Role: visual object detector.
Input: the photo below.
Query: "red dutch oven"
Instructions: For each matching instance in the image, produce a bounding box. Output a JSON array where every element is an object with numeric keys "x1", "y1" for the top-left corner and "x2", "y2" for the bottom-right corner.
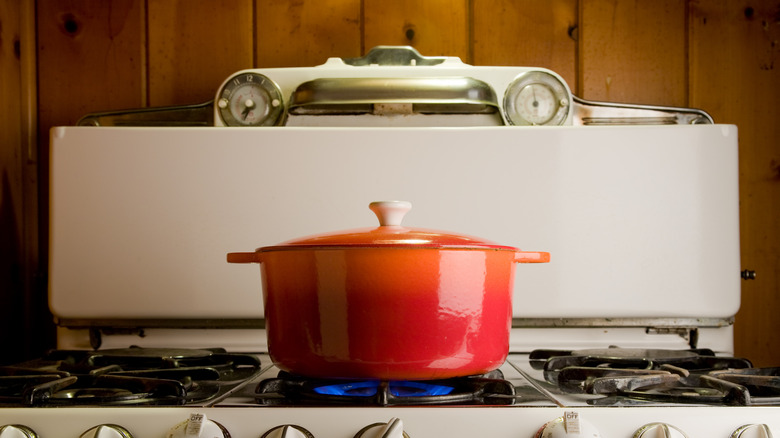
[{"x1": 227, "y1": 201, "x2": 549, "y2": 380}]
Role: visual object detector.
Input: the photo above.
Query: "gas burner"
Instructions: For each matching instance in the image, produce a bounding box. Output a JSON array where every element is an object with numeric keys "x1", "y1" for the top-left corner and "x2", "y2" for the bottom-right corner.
[
  {"x1": 529, "y1": 347, "x2": 773, "y2": 406},
  {"x1": 255, "y1": 370, "x2": 517, "y2": 406},
  {"x1": 0, "y1": 347, "x2": 262, "y2": 406}
]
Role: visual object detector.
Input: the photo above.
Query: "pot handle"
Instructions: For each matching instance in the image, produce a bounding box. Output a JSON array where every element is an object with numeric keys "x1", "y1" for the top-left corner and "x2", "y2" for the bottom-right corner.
[
  {"x1": 514, "y1": 251, "x2": 550, "y2": 263},
  {"x1": 227, "y1": 252, "x2": 262, "y2": 263}
]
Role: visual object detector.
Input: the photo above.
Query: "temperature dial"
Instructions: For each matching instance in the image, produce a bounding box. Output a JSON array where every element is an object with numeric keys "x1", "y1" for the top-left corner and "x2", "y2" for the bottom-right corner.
[
  {"x1": 634, "y1": 423, "x2": 689, "y2": 438},
  {"x1": 732, "y1": 424, "x2": 773, "y2": 438},
  {"x1": 355, "y1": 418, "x2": 409, "y2": 438},
  {"x1": 0, "y1": 425, "x2": 38, "y2": 438},
  {"x1": 504, "y1": 70, "x2": 570, "y2": 126},
  {"x1": 80, "y1": 424, "x2": 133, "y2": 438},
  {"x1": 262, "y1": 425, "x2": 315, "y2": 438},
  {"x1": 217, "y1": 72, "x2": 283, "y2": 126}
]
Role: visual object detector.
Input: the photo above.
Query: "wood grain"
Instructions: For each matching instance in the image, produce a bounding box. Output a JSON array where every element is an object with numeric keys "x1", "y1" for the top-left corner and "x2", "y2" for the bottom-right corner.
[
  {"x1": 580, "y1": 0, "x2": 688, "y2": 106},
  {"x1": 690, "y1": 0, "x2": 780, "y2": 367},
  {"x1": 148, "y1": 0, "x2": 254, "y2": 106},
  {"x1": 472, "y1": 0, "x2": 577, "y2": 93},
  {"x1": 363, "y1": 0, "x2": 469, "y2": 60},
  {"x1": 255, "y1": 0, "x2": 361, "y2": 67},
  {"x1": 37, "y1": 0, "x2": 145, "y2": 124}
]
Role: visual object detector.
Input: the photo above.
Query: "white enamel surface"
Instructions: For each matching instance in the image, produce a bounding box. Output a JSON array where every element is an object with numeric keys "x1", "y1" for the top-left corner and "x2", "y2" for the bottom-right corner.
[{"x1": 49, "y1": 125, "x2": 740, "y2": 320}]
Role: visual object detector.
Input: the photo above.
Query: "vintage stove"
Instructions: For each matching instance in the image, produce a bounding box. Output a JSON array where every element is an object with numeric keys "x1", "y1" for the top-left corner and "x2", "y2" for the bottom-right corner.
[{"x1": 1, "y1": 47, "x2": 775, "y2": 438}]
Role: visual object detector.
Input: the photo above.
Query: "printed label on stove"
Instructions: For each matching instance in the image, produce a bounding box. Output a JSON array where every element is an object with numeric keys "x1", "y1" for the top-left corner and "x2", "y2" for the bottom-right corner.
[{"x1": 564, "y1": 411, "x2": 581, "y2": 434}]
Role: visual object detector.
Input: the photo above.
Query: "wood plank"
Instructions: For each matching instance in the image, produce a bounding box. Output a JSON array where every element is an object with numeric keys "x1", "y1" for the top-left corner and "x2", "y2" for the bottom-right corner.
[
  {"x1": 690, "y1": 0, "x2": 780, "y2": 367},
  {"x1": 580, "y1": 0, "x2": 687, "y2": 106},
  {"x1": 148, "y1": 0, "x2": 254, "y2": 106},
  {"x1": 0, "y1": 0, "x2": 27, "y2": 365},
  {"x1": 363, "y1": 0, "x2": 468, "y2": 60},
  {"x1": 37, "y1": 0, "x2": 145, "y2": 124},
  {"x1": 472, "y1": 0, "x2": 577, "y2": 94},
  {"x1": 255, "y1": 0, "x2": 361, "y2": 67}
]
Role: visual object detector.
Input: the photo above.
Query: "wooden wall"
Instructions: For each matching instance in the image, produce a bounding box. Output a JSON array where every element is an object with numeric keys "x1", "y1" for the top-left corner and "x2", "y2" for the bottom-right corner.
[{"x1": 1, "y1": 0, "x2": 778, "y2": 365}]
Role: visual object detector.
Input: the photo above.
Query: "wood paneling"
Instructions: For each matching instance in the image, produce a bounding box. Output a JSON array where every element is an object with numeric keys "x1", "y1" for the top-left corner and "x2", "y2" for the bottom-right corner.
[
  {"x1": 472, "y1": 0, "x2": 577, "y2": 93},
  {"x1": 690, "y1": 0, "x2": 780, "y2": 367},
  {"x1": 363, "y1": 0, "x2": 469, "y2": 61},
  {"x1": 3, "y1": 0, "x2": 776, "y2": 365},
  {"x1": 37, "y1": 0, "x2": 145, "y2": 125},
  {"x1": 580, "y1": 0, "x2": 688, "y2": 106},
  {"x1": 148, "y1": 0, "x2": 254, "y2": 106},
  {"x1": 256, "y1": 0, "x2": 361, "y2": 67},
  {"x1": 0, "y1": 0, "x2": 26, "y2": 365}
]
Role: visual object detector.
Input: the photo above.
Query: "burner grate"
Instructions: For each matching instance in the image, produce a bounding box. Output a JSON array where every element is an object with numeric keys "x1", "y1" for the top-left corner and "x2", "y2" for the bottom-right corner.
[
  {"x1": 0, "y1": 347, "x2": 262, "y2": 406},
  {"x1": 255, "y1": 370, "x2": 517, "y2": 406},
  {"x1": 532, "y1": 347, "x2": 778, "y2": 406}
]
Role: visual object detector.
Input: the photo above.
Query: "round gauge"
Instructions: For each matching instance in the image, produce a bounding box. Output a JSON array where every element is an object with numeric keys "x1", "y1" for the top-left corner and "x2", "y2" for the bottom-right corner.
[
  {"x1": 217, "y1": 73, "x2": 283, "y2": 126},
  {"x1": 503, "y1": 71, "x2": 570, "y2": 126}
]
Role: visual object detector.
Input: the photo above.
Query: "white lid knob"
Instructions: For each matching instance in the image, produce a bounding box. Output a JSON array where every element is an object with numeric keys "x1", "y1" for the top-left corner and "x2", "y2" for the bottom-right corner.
[{"x1": 369, "y1": 201, "x2": 412, "y2": 227}]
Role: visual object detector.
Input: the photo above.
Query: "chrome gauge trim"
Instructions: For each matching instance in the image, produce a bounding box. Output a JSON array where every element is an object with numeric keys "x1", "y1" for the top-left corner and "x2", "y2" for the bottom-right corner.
[
  {"x1": 217, "y1": 72, "x2": 284, "y2": 126},
  {"x1": 503, "y1": 70, "x2": 571, "y2": 126}
]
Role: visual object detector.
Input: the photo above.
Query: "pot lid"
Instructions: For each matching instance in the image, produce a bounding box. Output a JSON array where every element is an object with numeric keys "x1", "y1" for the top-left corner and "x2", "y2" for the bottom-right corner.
[{"x1": 261, "y1": 201, "x2": 518, "y2": 251}]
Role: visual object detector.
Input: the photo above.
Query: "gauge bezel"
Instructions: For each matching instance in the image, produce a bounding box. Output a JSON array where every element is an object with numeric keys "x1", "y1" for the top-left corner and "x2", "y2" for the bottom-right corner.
[
  {"x1": 503, "y1": 70, "x2": 571, "y2": 126},
  {"x1": 217, "y1": 73, "x2": 284, "y2": 127}
]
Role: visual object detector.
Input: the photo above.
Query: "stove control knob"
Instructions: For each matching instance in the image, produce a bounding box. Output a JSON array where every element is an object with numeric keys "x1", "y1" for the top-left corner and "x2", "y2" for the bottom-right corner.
[
  {"x1": 79, "y1": 424, "x2": 134, "y2": 438},
  {"x1": 166, "y1": 413, "x2": 229, "y2": 438},
  {"x1": 535, "y1": 412, "x2": 601, "y2": 438},
  {"x1": 732, "y1": 424, "x2": 773, "y2": 438},
  {"x1": 354, "y1": 418, "x2": 410, "y2": 438},
  {"x1": 634, "y1": 423, "x2": 689, "y2": 438},
  {"x1": 262, "y1": 425, "x2": 315, "y2": 438},
  {"x1": 0, "y1": 425, "x2": 38, "y2": 438}
]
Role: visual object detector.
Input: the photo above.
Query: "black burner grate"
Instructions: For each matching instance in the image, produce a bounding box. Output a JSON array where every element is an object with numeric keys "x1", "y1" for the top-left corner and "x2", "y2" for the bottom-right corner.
[
  {"x1": 255, "y1": 370, "x2": 517, "y2": 406},
  {"x1": 0, "y1": 347, "x2": 261, "y2": 406},
  {"x1": 530, "y1": 347, "x2": 780, "y2": 406}
]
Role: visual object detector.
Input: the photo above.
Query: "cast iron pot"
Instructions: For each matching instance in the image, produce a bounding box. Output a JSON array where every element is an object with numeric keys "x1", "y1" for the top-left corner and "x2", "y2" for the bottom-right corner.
[{"x1": 227, "y1": 201, "x2": 549, "y2": 380}]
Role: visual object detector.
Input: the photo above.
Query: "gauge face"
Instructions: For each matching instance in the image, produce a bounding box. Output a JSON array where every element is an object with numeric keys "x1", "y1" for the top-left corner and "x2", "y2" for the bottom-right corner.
[
  {"x1": 217, "y1": 73, "x2": 283, "y2": 126},
  {"x1": 503, "y1": 71, "x2": 570, "y2": 126}
]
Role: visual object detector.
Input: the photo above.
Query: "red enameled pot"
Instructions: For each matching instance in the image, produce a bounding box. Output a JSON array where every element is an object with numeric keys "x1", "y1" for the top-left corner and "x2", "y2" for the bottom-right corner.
[{"x1": 227, "y1": 201, "x2": 549, "y2": 380}]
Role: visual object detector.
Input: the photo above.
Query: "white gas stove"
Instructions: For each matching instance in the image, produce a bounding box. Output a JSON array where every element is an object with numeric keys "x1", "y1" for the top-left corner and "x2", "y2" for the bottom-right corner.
[{"x1": 2, "y1": 47, "x2": 774, "y2": 438}]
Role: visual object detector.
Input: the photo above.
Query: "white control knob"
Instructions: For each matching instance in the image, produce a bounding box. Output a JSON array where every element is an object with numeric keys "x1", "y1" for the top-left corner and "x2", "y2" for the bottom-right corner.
[
  {"x1": 535, "y1": 412, "x2": 601, "y2": 438},
  {"x1": 354, "y1": 418, "x2": 409, "y2": 438},
  {"x1": 732, "y1": 424, "x2": 773, "y2": 438},
  {"x1": 634, "y1": 423, "x2": 689, "y2": 438},
  {"x1": 262, "y1": 425, "x2": 315, "y2": 438},
  {"x1": 80, "y1": 424, "x2": 134, "y2": 438},
  {"x1": 0, "y1": 425, "x2": 37, "y2": 438},
  {"x1": 166, "y1": 413, "x2": 229, "y2": 438}
]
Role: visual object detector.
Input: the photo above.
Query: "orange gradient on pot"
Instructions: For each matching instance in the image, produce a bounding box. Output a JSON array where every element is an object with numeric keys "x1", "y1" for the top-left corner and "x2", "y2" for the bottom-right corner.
[{"x1": 228, "y1": 201, "x2": 549, "y2": 380}]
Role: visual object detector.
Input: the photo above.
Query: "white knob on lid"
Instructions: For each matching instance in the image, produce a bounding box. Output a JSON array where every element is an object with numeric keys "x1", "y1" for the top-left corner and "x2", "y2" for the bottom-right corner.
[{"x1": 369, "y1": 201, "x2": 412, "y2": 227}]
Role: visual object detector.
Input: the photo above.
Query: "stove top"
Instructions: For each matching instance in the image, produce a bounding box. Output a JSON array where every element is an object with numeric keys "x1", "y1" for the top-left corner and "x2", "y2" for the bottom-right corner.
[
  {"x1": 2, "y1": 348, "x2": 779, "y2": 438},
  {"x1": 5, "y1": 347, "x2": 776, "y2": 409}
]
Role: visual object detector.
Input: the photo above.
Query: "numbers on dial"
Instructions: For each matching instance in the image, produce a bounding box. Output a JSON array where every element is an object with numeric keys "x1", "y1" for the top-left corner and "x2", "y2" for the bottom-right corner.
[{"x1": 218, "y1": 73, "x2": 284, "y2": 126}]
